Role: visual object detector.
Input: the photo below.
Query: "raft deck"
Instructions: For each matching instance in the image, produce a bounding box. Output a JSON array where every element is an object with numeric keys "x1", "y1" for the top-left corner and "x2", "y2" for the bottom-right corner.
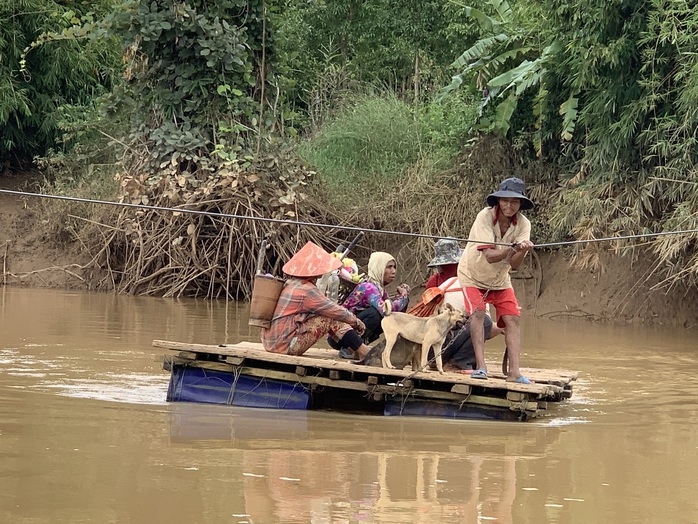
[{"x1": 155, "y1": 340, "x2": 578, "y2": 422}]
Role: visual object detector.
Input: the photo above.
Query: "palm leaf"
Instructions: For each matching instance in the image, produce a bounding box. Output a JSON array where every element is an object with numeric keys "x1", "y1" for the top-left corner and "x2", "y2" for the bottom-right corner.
[
  {"x1": 559, "y1": 94, "x2": 579, "y2": 141},
  {"x1": 515, "y1": 68, "x2": 542, "y2": 96},
  {"x1": 487, "y1": 59, "x2": 538, "y2": 88},
  {"x1": 487, "y1": 46, "x2": 533, "y2": 67},
  {"x1": 489, "y1": 0, "x2": 513, "y2": 21},
  {"x1": 448, "y1": 1, "x2": 502, "y2": 33},
  {"x1": 439, "y1": 57, "x2": 490, "y2": 99},
  {"x1": 492, "y1": 92, "x2": 517, "y2": 137},
  {"x1": 451, "y1": 34, "x2": 509, "y2": 69}
]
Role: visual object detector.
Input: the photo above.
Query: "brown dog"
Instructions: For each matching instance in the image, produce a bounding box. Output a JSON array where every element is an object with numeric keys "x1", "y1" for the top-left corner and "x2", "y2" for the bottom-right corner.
[{"x1": 380, "y1": 302, "x2": 464, "y2": 374}]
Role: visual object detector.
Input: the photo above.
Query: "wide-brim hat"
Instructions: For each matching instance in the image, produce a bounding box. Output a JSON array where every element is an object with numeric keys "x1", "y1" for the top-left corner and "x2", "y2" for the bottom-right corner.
[
  {"x1": 282, "y1": 241, "x2": 343, "y2": 278},
  {"x1": 486, "y1": 177, "x2": 534, "y2": 210},
  {"x1": 428, "y1": 238, "x2": 463, "y2": 267}
]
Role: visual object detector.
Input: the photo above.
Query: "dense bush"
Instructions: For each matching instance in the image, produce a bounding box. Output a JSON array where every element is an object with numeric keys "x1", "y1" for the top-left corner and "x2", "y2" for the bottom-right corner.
[
  {"x1": 0, "y1": 0, "x2": 119, "y2": 163},
  {"x1": 109, "y1": 0, "x2": 276, "y2": 176}
]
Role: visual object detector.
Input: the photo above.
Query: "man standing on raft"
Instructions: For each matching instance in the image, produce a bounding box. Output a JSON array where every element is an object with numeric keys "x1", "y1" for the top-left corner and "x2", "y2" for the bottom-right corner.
[{"x1": 457, "y1": 177, "x2": 534, "y2": 384}]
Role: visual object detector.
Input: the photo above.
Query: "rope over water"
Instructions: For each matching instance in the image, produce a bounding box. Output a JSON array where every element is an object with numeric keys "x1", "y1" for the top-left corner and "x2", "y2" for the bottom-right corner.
[{"x1": 3, "y1": 188, "x2": 698, "y2": 249}]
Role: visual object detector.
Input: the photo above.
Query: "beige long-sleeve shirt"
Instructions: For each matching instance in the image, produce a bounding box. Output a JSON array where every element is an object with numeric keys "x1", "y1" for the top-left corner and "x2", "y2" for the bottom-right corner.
[{"x1": 457, "y1": 206, "x2": 531, "y2": 290}]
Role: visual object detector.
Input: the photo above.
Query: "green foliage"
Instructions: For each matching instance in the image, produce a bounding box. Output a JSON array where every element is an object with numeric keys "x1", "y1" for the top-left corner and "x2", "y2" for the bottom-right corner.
[
  {"x1": 442, "y1": 0, "x2": 551, "y2": 143},
  {"x1": 0, "y1": 0, "x2": 119, "y2": 162},
  {"x1": 107, "y1": 0, "x2": 277, "y2": 176},
  {"x1": 298, "y1": 89, "x2": 482, "y2": 211},
  {"x1": 559, "y1": 95, "x2": 579, "y2": 142},
  {"x1": 542, "y1": 0, "x2": 649, "y2": 172},
  {"x1": 298, "y1": 94, "x2": 422, "y2": 191},
  {"x1": 635, "y1": 0, "x2": 698, "y2": 170},
  {"x1": 419, "y1": 91, "x2": 480, "y2": 160},
  {"x1": 533, "y1": 0, "x2": 698, "y2": 286},
  {"x1": 278, "y1": 0, "x2": 466, "y2": 116}
]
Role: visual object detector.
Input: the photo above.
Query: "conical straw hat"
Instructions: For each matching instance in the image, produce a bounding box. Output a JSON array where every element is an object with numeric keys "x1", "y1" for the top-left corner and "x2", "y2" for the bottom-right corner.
[{"x1": 282, "y1": 241, "x2": 343, "y2": 278}]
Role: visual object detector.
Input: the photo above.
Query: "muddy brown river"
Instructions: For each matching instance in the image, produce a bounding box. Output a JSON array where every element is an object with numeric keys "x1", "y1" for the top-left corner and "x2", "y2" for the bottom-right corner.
[{"x1": 1, "y1": 287, "x2": 697, "y2": 523}]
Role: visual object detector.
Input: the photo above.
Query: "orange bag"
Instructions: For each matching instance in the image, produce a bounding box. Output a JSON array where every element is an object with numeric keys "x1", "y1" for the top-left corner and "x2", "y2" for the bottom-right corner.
[{"x1": 407, "y1": 277, "x2": 464, "y2": 317}]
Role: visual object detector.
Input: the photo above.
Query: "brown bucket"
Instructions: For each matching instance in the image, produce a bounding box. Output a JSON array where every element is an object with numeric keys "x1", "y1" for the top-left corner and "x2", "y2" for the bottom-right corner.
[{"x1": 249, "y1": 275, "x2": 285, "y2": 328}]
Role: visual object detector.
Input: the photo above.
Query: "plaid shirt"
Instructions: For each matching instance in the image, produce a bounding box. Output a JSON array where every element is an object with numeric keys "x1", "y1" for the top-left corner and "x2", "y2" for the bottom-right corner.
[{"x1": 261, "y1": 278, "x2": 357, "y2": 354}]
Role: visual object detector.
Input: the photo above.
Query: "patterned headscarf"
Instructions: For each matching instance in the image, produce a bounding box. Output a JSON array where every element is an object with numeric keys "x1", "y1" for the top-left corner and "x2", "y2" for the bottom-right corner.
[{"x1": 367, "y1": 252, "x2": 395, "y2": 294}]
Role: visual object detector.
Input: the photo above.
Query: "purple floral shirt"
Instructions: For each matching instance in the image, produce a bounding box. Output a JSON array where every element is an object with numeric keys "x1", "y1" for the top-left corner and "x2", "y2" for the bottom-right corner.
[{"x1": 342, "y1": 281, "x2": 408, "y2": 316}]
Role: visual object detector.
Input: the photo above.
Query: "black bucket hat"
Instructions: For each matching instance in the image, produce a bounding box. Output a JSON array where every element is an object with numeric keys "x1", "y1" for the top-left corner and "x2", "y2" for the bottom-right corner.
[{"x1": 486, "y1": 177, "x2": 534, "y2": 210}]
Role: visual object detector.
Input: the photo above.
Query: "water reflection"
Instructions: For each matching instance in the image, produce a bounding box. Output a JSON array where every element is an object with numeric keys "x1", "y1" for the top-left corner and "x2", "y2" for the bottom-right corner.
[
  {"x1": 2, "y1": 287, "x2": 698, "y2": 523},
  {"x1": 168, "y1": 403, "x2": 564, "y2": 523}
]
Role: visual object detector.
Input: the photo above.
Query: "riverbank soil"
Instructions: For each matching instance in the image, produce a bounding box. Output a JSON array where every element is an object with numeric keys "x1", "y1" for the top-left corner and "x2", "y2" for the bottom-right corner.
[
  {"x1": 2, "y1": 172, "x2": 696, "y2": 326},
  {"x1": 401, "y1": 247, "x2": 697, "y2": 328},
  {"x1": 512, "y1": 250, "x2": 698, "y2": 327},
  {"x1": 0, "y1": 171, "x2": 91, "y2": 288}
]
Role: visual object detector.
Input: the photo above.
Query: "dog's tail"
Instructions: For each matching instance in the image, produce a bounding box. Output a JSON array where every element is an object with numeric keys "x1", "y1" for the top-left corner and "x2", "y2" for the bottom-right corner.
[{"x1": 382, "y1": 300, "x2": 392, "y2": 316}]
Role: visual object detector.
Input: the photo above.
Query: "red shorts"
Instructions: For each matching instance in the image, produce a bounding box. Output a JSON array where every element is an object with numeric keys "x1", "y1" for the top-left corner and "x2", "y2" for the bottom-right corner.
[{"x1": 462, "y1": 287, "x2": 520, "y2": 328}]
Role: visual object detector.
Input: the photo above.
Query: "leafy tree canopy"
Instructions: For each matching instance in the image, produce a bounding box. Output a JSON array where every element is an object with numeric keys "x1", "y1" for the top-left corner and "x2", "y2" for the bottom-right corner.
[{"x1": 0, "y1": 0, "x2": 119, "y2": 163}]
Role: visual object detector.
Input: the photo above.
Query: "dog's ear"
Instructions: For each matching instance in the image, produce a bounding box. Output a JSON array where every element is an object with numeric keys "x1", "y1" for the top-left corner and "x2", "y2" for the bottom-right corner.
[{"x1": 444, "y1": 303, "x2": 454, "y2": 312}]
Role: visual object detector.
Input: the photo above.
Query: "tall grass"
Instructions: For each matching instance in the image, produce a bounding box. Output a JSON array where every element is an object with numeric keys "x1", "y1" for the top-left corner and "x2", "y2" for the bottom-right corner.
[
  {"x1": 299, "y1": 91, "x2": 481, "y2": 199},
  {"x1": 420, "y1": 91, "x2": 479, "y2": 161},
  {"x1": 298, "y1": 94, "x2": 422, "y2": 192}
]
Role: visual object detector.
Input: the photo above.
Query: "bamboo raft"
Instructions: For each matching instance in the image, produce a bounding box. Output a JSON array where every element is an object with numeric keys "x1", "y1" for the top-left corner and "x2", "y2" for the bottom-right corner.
[{"x1": 155, "y1": 340, "x2": 577, "y2": 422}]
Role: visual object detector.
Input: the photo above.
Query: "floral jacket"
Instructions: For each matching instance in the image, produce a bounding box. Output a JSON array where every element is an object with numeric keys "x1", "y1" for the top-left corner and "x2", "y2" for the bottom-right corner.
[{"x1": 342, "y1": 281, "x2": 408, "y2": 316}]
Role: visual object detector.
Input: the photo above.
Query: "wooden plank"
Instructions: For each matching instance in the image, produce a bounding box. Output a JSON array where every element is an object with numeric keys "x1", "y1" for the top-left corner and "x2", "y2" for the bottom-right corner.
[
  {"x1": 179, "y1": 341, "x2": 579, "y2": 382},
  {"x1": 225, "y1": 356, "x2": 244, "y2": 366},
  {"x1": 154, "y1": 339, "x2": 571, "y2": 399},
  {"x1": 161, "y1": 354, "x2": 172, "y2": 372},
  {"x1": 170, "y1": 357, "x2": 233, "y2": 373},
  {"x1": 158, "y1": 340, "x2": 578, "y2": 384},
  {"x1": 451, "y1": 384, "x2": 472, "y2": 395},
  {"x1": 373, "y1": 385, "x2": 481, "y2": 404},
  {"x1": 507, "y1": 392, "x2": 529, "y2": 402},
  {"x1": 241, "y1": 367, "x2": 366, "y2": 391}
]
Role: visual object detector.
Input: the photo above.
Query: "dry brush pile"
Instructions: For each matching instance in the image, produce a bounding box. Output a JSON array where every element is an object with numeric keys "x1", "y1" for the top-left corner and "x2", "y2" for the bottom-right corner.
[
  {"x1": 80, "y1": 149, "x2": 353, "y2": 299},
  {"x1": 64, "y1": 138, "x2": 544, "y2": 298}
]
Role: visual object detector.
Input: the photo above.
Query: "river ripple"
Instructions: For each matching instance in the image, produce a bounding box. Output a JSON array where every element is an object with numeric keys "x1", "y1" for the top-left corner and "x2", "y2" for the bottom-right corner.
[{"x1": 1, "y1": 287, "x2": 697, "y2": 523}]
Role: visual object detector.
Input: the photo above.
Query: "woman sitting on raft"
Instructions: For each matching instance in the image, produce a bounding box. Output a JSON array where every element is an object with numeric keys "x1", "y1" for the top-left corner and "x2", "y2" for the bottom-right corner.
[
  {"x1": 425, "y1": 238, "x2": 462, "y2": 289},
  {"x1": 261, "y1": 241, "x2": 372, "y2": 360},
  {"x1": 337, "y1": 252, "x2": 410, "y2": 351}
]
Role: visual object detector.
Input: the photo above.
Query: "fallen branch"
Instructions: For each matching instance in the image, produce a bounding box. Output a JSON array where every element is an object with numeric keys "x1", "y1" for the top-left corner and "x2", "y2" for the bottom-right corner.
[{"x1": 5, "y1": 263, "x2": 87, "y2": 283}]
